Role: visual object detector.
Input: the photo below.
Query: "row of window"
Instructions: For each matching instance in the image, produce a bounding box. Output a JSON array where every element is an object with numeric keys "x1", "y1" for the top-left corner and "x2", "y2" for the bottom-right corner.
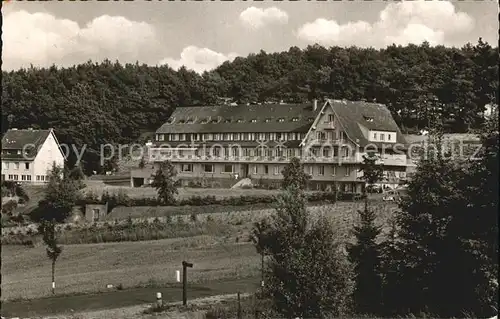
[
  {"x1": 2, "y1": 149, "x2": 23, "y2": 155},
  {"x1": 167, "y1": 116, "x2": 314, "y2": 125},
  {"x1": 157, "y1": 132, "x2": 309, "y2": 142},
  {"x1": 315, "y1": 131, "x2": 345, "y2": 141},
  {"x1": 2, "y1": 162, "x2": 30, "y2": 170},
  {"x1": 372, "y1": 132, "x2": 393, "y2": 142},
  {"x1": 1, "y1": 174, "x2": 49, "y2": 181},
  {"x1": 159, "y1": 146, "x2": 353, "y2": 159},
  {"x1": 179, "y1": 164, "x2": 352, "y2": 177}
]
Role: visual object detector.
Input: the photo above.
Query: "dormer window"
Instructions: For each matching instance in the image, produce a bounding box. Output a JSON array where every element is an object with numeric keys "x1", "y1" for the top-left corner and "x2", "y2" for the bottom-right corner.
[
  {"x1": 186, "y1": 118, "x2": 194, "y2": 124},
  {"x1": 278, "y1": 118, "x2": 285, "y2": 122},
  {"x1": 236, "y1": 119, "x2": 243, "y2": 123},
  {"x1": 308, "y1": 117, "x2": 314, "y2": 122},
  {"x1": 200, "y1": 118, "x2": 209, "y2": 124},
  {"x1": 178, "y1": 119, "x2": 186, "y2": 124},
  {"x1": 166, "y1": 117, "x2": 175, "y2": 124},
  {"x1": 364, "y1": 116, "x2": 374, "y2": 122},
  {"x1": 265, "y1": 118, "x2": 271, "y2": 123},
  {"x1": 292, "y1": 117, "x2": 299, "y2": 122},
  {"x1": 250, "y1": 119, "x2": 257, "y2": 123},
  {"x1": 224, "y1": 119, "x2": 231, "y2": 123}
]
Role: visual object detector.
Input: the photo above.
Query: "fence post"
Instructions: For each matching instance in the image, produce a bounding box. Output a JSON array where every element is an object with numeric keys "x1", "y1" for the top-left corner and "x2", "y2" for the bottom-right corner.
[
  {"x1": 156, "y1": 292, "x2": 162, "y2": 307},
  {"x1": 237, "y1": 291, "x2": 242, "y2": 319},
  {"x1": 182, "y1": 261, "x2": 193, "y2": 306}
]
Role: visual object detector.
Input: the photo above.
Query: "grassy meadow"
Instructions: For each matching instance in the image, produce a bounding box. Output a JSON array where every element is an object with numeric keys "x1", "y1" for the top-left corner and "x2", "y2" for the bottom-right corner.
[
  {"x1": 2, "y1": 236, "x2": 260, "y2": 301},
  {"x1": 2, "y1": 201, "x2": 397, "y2": 301}
]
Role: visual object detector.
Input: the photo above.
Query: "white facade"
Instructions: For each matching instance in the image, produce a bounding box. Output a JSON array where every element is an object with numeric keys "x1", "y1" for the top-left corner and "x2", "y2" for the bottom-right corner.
[
  {"x1": 368, "y1": 130, "x2": 397, "y2": 143},
  {"x1": 1, "y1": 130, "x2": 65, "y2": 184}
]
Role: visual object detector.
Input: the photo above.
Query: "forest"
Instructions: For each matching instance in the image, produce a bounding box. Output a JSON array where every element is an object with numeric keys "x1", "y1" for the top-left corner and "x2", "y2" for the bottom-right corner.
[{"x1": 1, "y1": 39, "x2": 497, "y2": 173}]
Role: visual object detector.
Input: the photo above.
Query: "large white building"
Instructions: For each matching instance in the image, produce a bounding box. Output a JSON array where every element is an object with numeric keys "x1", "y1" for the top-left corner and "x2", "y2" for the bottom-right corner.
[
  {"x1": 132, "y1": 99, "x2": 415, "y2": 191},
  {"x1": 1, "y1": 128, "x2": 65, "y2": 184}
]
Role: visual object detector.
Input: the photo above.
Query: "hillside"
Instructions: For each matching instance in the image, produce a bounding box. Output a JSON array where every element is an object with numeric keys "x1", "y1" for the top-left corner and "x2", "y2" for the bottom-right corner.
[{"x1": 1, "y1": 41, "x2": 497, "y2": 173}]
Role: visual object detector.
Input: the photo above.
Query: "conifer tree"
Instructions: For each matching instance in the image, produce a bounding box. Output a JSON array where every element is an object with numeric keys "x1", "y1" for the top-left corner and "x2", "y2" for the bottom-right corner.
[
  {"x1": 281, "y1": 157, "x2": 311, "y2": 190},
  {"x1": 347, "y1": 153, "x2": 384, "y2": 315}
]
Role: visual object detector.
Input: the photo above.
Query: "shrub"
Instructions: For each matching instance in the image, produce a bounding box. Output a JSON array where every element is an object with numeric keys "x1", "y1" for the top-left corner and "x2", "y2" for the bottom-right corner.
[
  {"x1": 2, "y1": 200, "x2": 18, "y2": 215},
  {"x1": 190, "y1": 212, "x2": 197, "y2": 222},
  {"x1": 176, "y1": 215, "x2": 184, "y2": 224},
  {"x1": 166, "y1": 215, "x2": 173, "y2": 225}
]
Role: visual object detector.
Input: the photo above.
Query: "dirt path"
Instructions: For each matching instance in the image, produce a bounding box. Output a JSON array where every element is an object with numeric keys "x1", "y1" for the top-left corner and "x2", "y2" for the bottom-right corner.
[
  {"x1": 40, "y1": 293, "x2": 251, "y2": 319},
  {"x1": 1, "y1": 277, "x2": 259, "y2": 318}
]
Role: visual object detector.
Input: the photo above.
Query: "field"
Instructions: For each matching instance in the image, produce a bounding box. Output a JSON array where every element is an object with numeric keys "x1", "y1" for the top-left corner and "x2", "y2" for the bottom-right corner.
[
  {"x1": 2, "y1": 179, "x2": 398, "y2": 318},
  {"x1": 2, "y1": 201, "x2": 396, "y2": 298},
  {"x1": 2, "y1": 236, "x2": 260, "y2": 299}
]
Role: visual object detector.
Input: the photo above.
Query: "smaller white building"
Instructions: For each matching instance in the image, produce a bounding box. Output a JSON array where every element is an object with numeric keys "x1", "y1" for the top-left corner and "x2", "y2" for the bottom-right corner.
[{"x1": 1, "y1": 128, "x2": 66, "y2": 184}]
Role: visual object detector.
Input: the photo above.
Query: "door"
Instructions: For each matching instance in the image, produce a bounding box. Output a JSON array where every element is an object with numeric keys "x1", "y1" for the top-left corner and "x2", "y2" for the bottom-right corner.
[{"x1": 240, "y1": 164, "x2": 249, "y2": 178}]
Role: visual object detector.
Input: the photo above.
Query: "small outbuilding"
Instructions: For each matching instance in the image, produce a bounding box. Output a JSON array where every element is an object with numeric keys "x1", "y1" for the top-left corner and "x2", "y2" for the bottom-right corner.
[{"x1": 84, "y1": 202, "x2": 109, "y2": 222}]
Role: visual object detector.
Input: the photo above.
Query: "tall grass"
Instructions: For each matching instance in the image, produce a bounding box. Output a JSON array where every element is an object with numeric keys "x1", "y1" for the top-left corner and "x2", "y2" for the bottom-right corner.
[{"x1": 2, "y1": 218, "x2": 233, "y2": 245}]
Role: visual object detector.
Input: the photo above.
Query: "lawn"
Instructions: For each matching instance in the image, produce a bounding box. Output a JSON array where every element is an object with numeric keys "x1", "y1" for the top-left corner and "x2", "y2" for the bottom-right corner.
[
  {"x1": 2, "y1": 237, "x2": 260, "y2": 301},
  {"x1": 2, "y1": 200, "x2": 396, "y2": 293},
  {"x1": 1, "y1": 199, "x2": 397, "y2": 317}
]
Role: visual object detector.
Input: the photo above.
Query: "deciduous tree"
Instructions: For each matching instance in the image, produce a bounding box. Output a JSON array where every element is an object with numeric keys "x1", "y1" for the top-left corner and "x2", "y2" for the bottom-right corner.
[
  {"x1": 151, "y1": 161, "x2": 178, "y2": 205},
  {"x1": 39, "y1": 219, "x2": 63, "y2": 295},
  {"x1": 31, "y1": 163, "x2": 81, "y2": 222}
]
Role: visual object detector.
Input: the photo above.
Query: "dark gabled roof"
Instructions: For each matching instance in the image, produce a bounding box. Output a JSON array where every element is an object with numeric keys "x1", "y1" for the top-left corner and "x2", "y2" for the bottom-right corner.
[
  {"x1": 1, "y1": 129, "x2": 52, "y2": 160},
  {"x1": 156, "y1": 104, "x2": 319, "y2": 134},
  {"x1": 327, "y1": 99, "x2": 407, "y2": 148}
]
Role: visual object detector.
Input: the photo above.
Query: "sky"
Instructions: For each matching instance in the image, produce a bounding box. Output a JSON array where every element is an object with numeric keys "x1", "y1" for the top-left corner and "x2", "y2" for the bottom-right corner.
[{"x1": 2, "y1": 1, "x2": 498, "y2": 73}]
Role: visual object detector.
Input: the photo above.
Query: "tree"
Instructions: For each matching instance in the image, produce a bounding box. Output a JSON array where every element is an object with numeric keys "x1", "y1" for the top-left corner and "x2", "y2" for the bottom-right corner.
[
  {"x1": 254, "y1": 186, "x2": 353, "y2": 318},
  {"x1": 151, "y1": 161, "x2": 178, "y2": 205},
  {"x1": 39, "y1": 219, "x2": 63, "y2": 295},
  {"x1": 382, "y1": 129, "x2": 498, "y2": 317},
  {"x1": 69, "y1": 164, "x2": 85, "y2": 181},
  {"x1": 138, "y1": 157, "x2": 146, "y2": 169},
  {"x1": 250, "y1": 217, "x2": 274, "y2": 287},
  {"x1": 358, "y1": 152, "x2": 384, "y2": 193},
  {"x1": 347, "y1": 152, "x2": 384, "y2": 315},
  {"x1": 31, "y1": 163, "x2": 81, "y2": 222},
  {"x1": 281, "y1": 157, "x2": 311, "y2": 190}
]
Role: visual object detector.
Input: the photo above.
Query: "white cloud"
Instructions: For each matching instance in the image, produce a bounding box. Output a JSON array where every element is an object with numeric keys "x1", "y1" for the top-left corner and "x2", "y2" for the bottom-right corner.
[
  {"x1": 239, "y1": 7, "x2": 289, "y2": 29},
  {"x1": 2, "y1": 10, "x2": 160, "y2": 70},
  {"x1": 159, "y1": 46, "x2": 239, "y2": 74},
  {"x1": 296, "y1": 1, "x2": 475, "y2": 47}
]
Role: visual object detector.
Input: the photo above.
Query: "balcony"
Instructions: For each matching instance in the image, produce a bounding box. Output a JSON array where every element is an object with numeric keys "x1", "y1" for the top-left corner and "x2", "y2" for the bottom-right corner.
[
  {"x1": 148, "y1": 153, "x2": 362, "y2": 164},
  {"x1": 323, "y1": 121, "x2": 336, "y2": 130},
  {"x1": 377, "y1": 154, "x2": 408, "y2": 167}
]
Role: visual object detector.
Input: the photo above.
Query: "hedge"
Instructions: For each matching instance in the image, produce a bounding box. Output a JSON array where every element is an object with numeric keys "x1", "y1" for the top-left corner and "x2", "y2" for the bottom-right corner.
[{"x1": 77, "y1": 191, "x2": 364, "y2": 211}]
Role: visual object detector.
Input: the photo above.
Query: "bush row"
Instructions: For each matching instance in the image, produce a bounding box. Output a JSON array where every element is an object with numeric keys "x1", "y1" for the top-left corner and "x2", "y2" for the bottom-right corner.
[
  {"x1": 79, "y1": 191, "x2": 363, "y2": 211},
  {"x1": 2, "y1": 216, "x2": 231, "y2": 246}
]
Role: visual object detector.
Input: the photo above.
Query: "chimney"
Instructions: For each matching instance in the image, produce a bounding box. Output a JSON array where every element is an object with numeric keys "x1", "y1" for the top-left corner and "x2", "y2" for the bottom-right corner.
[{"x1": 312, "y1": 99, "x2": 318, "y2": 111}]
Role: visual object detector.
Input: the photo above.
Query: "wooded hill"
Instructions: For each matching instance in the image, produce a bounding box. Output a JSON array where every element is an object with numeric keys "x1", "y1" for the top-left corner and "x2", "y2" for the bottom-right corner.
[{"x1": 1, "y1": 39, "x2": 497, "y2": 173}]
